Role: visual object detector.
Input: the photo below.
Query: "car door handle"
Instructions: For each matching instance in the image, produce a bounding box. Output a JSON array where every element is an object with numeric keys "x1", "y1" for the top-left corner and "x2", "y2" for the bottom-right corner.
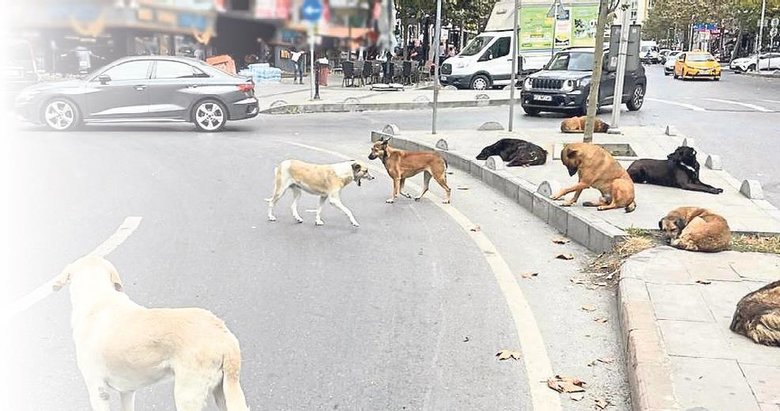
[
  {"x1": 134, "y1": 85, "x2": 147, "y2": 91},
  {"x1": 188, "y1": 84, "x2": 199, "y2": 89}
]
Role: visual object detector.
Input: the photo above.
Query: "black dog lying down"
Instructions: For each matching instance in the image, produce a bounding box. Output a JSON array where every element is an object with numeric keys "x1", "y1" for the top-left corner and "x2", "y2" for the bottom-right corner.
[
  {"x1": 627, "y1": 146, "x2": 723, "y2": 194},
  {"x1": 476, "y1": 138, "x2": 548, "y2": 167}
]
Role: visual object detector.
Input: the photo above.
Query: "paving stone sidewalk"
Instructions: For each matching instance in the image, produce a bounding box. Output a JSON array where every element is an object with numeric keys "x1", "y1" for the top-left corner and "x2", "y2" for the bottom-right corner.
[{"x1": 619, "y1": 247, "x2": 780, "y2": 411}]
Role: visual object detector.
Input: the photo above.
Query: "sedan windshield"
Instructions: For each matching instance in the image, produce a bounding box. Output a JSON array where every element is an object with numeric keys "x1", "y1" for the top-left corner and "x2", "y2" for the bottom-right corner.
[
  {"x1": 461, "y1": 36, "x2": 494, "y2": 56},
  {"x1": 687, "y1": 54, "x2": 715, "y2": 62},
  {"x1": 546, "y1": 52, "x2": 594, "y2": 71}
]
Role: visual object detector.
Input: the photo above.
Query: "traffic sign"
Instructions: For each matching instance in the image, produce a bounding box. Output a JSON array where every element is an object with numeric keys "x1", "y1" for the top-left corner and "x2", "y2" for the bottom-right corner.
[
  {"x1": 546, "y1": 0, "x2": 562, "y2": 18},
  {"x1": 771, "y1": 27, "x2": 778, "y2": 38},
  {"x1": 771, "y1": 18, "x2": 779, "y2": 27},
  {"x1": 301, "y1": 0, "x2": 322, "y2": 22}
]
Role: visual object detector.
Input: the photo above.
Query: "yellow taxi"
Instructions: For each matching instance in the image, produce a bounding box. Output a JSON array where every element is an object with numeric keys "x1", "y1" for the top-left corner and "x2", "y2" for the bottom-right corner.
[{"x1": 674, "y1": 51, "x2": 721, "y2": 80}]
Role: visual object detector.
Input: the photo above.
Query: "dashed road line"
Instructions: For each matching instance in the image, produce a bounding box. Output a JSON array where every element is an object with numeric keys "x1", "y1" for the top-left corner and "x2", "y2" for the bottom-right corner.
[
  {"x1": 645, "y1": 97, "x2": 707, "y2": 112},
  {"x1": 704, "y1": 98, "x2": 772, "y2": 112},
  {"x1": 0, "y1": 216, "x2": 142, "y2": 323},
  {"x1": 284, "y1": 141, "x2": 562, "y2": 411}
]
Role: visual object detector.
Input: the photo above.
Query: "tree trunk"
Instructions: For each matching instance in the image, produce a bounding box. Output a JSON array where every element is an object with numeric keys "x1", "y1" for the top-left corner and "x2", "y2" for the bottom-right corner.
[{"x1": 583, "y1": 0, "x2": 610, "y2": 143}]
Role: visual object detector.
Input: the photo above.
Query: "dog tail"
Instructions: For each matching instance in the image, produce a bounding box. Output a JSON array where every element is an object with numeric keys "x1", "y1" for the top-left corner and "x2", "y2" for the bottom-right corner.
[
  {"x1": 264, "y1": 166, "x2": 281, "y2": 202},
  {"x1": 220, "y1": 342, "x2": 249, "y2": 411},
  {"x1": 625, "y1": 201, "x2": 637, "y2": 213}
]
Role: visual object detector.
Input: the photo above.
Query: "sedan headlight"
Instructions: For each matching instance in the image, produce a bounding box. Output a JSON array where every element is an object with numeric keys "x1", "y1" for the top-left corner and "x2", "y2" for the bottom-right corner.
[{"x1": 523, "y1": 77, "x2": 533, "y2": 89}]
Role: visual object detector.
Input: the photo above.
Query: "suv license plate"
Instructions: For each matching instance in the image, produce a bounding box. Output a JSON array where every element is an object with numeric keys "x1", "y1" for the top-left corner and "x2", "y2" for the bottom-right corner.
[
  {"x1": 440, "y1": 76, "x2": 447, "y2": 81},
  {"x1": 533, "y1": 94, "x2": 552, "y2": 101}
]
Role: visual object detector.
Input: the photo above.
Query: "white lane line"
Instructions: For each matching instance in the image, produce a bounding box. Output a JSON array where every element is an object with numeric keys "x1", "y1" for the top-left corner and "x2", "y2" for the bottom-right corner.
[
  {"x1": 761, "y1": 99, "x2": 780, "y2": 104},
  {"x1": 285, "y1": 141, "x2": 562, "y2": 411},
  {"x1": 645, "y1": 97, "x2": 707, "y2": 112},
  {"x1": 704, "y1": 98, "x2": 772, "y2": 112},
  {"x1": 0, "y1": 216, "x2": 142, "y2": 323}
]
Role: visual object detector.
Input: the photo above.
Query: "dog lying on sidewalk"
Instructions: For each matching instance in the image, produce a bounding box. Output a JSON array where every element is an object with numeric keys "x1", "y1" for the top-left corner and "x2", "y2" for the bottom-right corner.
[
  {"x1": 266, "y1": 159, "x2": 374, "y2": 227},
  {"x1": 730, "y1": 280, "x2": 780, "y2": 347},
  {"x1": 368, "y1": 137, "x2": 451, "y2": 204},
  {"x1": 627, "y1": 146, "x2": 723, "y2": 194},
  {"x1": 560, "y1": 116, "x2": 610, "y2": 133},
  {"x1": 551, "y1": 142, "x2": 636, "y2": 212},
  {"x1": 658, "y1": 207, "x2": 731, "y2": 252},
  {"x1": 52, "y1": 256, "x2": 249, "y2": 411},
  {"x1": 475, "y1": 138, "x2": 548, "y2": 167}
]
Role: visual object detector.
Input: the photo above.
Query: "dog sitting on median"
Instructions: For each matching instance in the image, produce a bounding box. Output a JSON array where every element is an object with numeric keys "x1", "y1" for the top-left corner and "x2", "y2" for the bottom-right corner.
[
  {"x1": 475, "y1": 138, "x2": 548, "y2": 167},
  {"x1": 266, "y1": 159, "x2": 374, "y2": 227},
  {"x1": 550, "y1": 142, "x2": 636, "y2": 212},
  {"x1": 52, "y1": 256, "x2": 249, "y2": 411},
  {"x1": 627, "y1": 146, "x2": 723, "y2": 194},
  {"x1": 560, "y1": 116, "x2": 610, "y2": 133},
  {"x1": 730, "y1": 280, "x2": 780, "y2": 347},
  {"x1": 658, "y1": 206, "x2": 731, "y2": 252},
  {"x1": 368, "y1": 136, "x2": 451, "y2": 204}
]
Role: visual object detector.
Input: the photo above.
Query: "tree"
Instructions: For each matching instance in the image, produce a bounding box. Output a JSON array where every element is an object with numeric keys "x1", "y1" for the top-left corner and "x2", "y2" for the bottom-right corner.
[{"x1": 583, "y1": 0, "x2": 621, "y2": 142}]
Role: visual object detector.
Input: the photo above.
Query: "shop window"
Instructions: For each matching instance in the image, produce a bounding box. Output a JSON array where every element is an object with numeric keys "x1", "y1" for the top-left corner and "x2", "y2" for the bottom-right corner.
[
  {"x1": 155, "y1": 60, "x2": 206, "y2": 78},
  {"x1": 100, "y1": 61, "x2": 151, "y2": 81}
]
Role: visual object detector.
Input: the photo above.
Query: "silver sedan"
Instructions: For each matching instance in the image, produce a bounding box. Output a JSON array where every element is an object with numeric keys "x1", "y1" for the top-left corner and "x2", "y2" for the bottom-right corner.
[{"x1": 15, "y1": 56, "x2": 259, "y2": 132}]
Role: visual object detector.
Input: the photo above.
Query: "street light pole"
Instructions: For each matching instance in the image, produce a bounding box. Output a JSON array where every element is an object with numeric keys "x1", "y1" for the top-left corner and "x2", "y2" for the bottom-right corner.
[
  {"x1": 508, "y1": 0, "x2": 520, "y2": 132},
  {"x1": 758, "y1": 0, "x2": 766, "y2": 66},
  {"x1": 609, "y1": 1, "x2": 631, "y2": 134},
  {"x1": 432, "y1": 0, "x2": 442, "y2": 134}
]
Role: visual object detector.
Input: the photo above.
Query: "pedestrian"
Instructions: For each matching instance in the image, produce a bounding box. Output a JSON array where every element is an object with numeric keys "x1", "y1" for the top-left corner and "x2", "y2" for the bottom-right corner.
[
  {"x1": 194, "y1": 45, "x2": 205, "y2": 61},
  {"x1": 290, "y1": 46, "x2": 305, "y2": 84}
]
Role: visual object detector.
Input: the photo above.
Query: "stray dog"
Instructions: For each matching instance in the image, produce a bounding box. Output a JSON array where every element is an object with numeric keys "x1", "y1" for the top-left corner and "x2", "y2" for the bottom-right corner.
[
  {"x1": 560, "y1": 116, "x2": 610, "y2": 133},
  {"x1": 52, "y1": 256, "x2": 249, "y2": 411},
  {"x1": 475, "y1": 138, "x2": 548, "y2": 167},
  {"x1": 266, "y1": 159, "x2": 374, "y2": 227},
  {"x1": 369, "y1": 137, "x2": 451, "y2": 204},
  {"x1": 658, "y1": 206, "x2": 731, "y2": 252},
  {"x1": 551, "y1": 143, "x2": 636, "y2": 212},
  {"x1": 627, "y1": 146, "x2": 723, "y2": 194},
  {"x1": 730, "y1": 280, "x2": 780, "y2": 347}
]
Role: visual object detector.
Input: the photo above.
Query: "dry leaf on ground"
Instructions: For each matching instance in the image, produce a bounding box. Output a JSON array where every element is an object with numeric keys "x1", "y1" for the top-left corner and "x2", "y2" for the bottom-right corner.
[
  {"x1": 552, "y1": 237, "x2": 571, "y2": 245},
  {"x1": 696, "y1": 280, "x2": 712, "y2": 285},
  {"x1": 521, "y1": 272, "x2": 539, "y2": 279},
  {"x1": 581, "y1": 304, "x2": 597, "y2": 312},
  {"x1": 594, "y1": 317, "x2": 608, "y2": 324},
  {"x1": 570, "y1": 277, "x2": 587, "y2": 285},
  {"x1": 470, "y1": 225, "x2": 481, "y2": 232},
  {"x1": 457, "y1": 185, "x2": 470, "y2": 190},
  {"x1": 597, "y1": 357, "x2": 615, "y2": 364},
  {"x1": 569, "y1": 392, "x2": 585, "y2": 401},
  {"x1": 594, "y1": 398, "x2": 611, "y2": 409},
  {"x1": 556, "y1": 253, "x2": 575, "y2": 260},
  {"x1": 495, "y1": 349, "x2": 522, "y2": 361},
  {"x1": 547, "y1": 375, "x2": 586, "y2": 393}
]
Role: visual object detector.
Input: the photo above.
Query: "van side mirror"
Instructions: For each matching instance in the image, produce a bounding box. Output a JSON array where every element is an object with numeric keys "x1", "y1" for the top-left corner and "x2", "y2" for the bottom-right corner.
[
  {"x1": 478, "y1": 51, "x2": 492, "y2": 62},
  {"x1": 98, "y1": 74, "x2": 111, "y2": 85}
]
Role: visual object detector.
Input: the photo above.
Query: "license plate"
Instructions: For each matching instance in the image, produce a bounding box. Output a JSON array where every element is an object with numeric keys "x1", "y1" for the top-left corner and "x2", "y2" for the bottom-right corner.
[
  {"x1": 440, "y1": 76, "x2": 447, "y2": 81},
  {"x1": 533, "y1": 94, "x2": 552, "y2": 101}
]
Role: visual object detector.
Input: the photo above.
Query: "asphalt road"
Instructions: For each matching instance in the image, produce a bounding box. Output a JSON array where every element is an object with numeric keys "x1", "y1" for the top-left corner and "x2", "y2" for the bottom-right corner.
[{"x1": 2, "y1": 117, "x2": 628, "y2": 410}]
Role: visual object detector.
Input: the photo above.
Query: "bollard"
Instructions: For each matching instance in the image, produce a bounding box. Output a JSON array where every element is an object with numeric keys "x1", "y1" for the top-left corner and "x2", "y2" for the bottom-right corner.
[
  {"x1": 740, "y1": 180, "x2": 764, "y2": 200},
  {"x1": 478, "y1": 121, "x2": 505, "y2": 131},
  {"x1": 435, "y1": 139, "x2": 452, "y2": 151},
  {"x1": 537, "y1": 180, "x2": 562, "y2": 198},
  {"x1": 485, "y1": 156, "x2": 505, "y2": 170},
  {"x1": 705, "y1": 154, "x2": 722, "y2": 170},
  {"x1": 382, "y1": 124, "x2": 400, "y2": 135}
]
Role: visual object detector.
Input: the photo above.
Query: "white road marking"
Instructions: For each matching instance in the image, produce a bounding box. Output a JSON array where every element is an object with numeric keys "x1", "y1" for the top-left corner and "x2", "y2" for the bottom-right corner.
[
  {"x1": 645, "y1": 97, "x2": 707, "y2": 112},
  {"x1": 760, "y1": 99, "x2": 780, "y2": 104},
  {"x1": 704, "y1": 98, "x2": 772, "y2": 112},
  {"x1": 0, "y1": 216, "x2": 142, "y2": 323},
  {"x1": 285, "y1": 141, "x2": 562, "y2": 410}
]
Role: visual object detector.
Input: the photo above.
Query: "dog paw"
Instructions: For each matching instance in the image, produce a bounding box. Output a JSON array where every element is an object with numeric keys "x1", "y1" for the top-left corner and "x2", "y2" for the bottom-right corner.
[
  {"x1": 294, "y1": 218, "x2": 304, "y2": 223},
  {"x1": 716, "y1": 188, "x2": 724, "y2": 194},
  {"x1": 351, "y1": 222, "x2": 360, "y2": 227},
  {"x1": 401, "y1": 192, "x2": 412, "y2": 199},
  {"x1": 315, "y1": 221, "x2": 324, "y2": 226},
  {"x1": 268, "y1": 216, "x2": 277, "y2": 222},
  {"x1": 442, "y1": 200, "x2": 451, "y2": 204}
]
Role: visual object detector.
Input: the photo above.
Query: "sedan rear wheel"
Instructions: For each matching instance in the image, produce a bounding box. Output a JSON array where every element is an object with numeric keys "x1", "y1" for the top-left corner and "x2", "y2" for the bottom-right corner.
[
  {"x1": 193, "y1": 99, "x2": 227, "y2": 132},
  {"x1": 43, "y1": 99, "x2": 80, "y2": 131}
]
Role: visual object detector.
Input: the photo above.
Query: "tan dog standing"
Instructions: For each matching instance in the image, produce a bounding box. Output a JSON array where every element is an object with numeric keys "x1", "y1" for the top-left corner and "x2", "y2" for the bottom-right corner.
[
  {"x1": 53, "y1": 256, "x2": 249, "y2": 411},
  {"x1": 658, "y1": 206, "x2": 731, "y2": 252},
  {"x1": 368, "y1": 137, "x2": 451, "y2": 204},
  {"x1": 730, "y1": 280, "x2": 780, "y2": 347},
  {"x1": 551, "y1": 142, "x2": 636, "y2": 212},
  {"x1": 560, "y1": 116, "x2": 610, "y2": 133}
]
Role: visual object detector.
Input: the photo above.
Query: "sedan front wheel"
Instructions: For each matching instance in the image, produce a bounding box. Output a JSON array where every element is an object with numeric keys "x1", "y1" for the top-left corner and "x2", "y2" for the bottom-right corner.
[
  {"x1": 193, "y1": 99, "x2": 227, "y2": 132},
  {"x1": 43, "y1": 98, "x2": 81, "y2": 131}
]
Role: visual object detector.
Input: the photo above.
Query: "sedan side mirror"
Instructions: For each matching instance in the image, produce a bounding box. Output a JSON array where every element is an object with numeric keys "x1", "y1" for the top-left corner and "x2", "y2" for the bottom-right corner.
[{"x1": 98, "y1": 74, "x2": 111, "y2": 85}]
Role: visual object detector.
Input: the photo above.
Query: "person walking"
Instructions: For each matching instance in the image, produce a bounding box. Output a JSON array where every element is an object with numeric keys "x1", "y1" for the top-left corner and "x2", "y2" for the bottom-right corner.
[{"x1": 290, "y1": 46, "x2": 305, "y2": 85}]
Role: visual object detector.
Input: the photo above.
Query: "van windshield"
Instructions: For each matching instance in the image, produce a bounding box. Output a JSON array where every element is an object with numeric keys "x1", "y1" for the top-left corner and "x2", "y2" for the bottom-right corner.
[
  {"x1": 460, "y1": 36, "x2": 494, "y2": 56},
  {"x1": 546, "y1": 51, "x2": 594, "y2": 71}
]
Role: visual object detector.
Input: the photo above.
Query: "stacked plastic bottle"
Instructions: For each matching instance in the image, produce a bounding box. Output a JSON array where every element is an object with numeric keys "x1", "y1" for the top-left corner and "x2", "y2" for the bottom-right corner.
[{"x1": 239, "y1": 63, "x2": 282, "y2": 84}]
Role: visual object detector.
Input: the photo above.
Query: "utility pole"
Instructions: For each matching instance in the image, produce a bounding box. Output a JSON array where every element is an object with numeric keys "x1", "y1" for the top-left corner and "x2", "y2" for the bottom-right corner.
[
  {"x1": 757, "y1": 0, "x2": 766, "y2": 68},
  {"x1": 551, "y1": 1, "x2": 559, "y2": 59},
  {"x1": 508, "y1": 0, "x2": 520, "y2": 132},
  {"x1": 583, "y1": 0, "x2": 610, "y2": 143},
  {"x1": 608, "y1": 1, "x2": 631, "y2": 134},
  {"x1": 432, "y1": 0, "x2": 442, "y2": 134}
]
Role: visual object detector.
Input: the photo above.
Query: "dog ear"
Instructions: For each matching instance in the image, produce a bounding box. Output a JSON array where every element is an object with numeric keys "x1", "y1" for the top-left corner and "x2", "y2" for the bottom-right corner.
[
  {"x1": 381, "y1": 137, "x2": 391, "y2": 145},
  {"x1": 110, "y1": 268, "x2": 123, "y2": 292},
  {"x1": 351, "y1": 162, "x2": 361, "y2": 172},
  {"x1": 52, "y1": 269, "x2": 72, "y2": 292},
  {"x1": 658, "y1": 219, "x2": 664, "y2": 230}
]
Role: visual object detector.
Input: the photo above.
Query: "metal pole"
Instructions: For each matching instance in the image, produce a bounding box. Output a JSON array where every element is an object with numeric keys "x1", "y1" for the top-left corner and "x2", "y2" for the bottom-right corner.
[
  {"x1": 757, "y1": 0, "x2": 766, "y2": 68},
  {"x1": 508, "y1": 0, "x2": 520, "y2": 132},
  {"x1": 551, "y1": 1, "x2": 558, "y2": 59},
  {"x1": 609, "y1": 2, "x2": 631, "y2": 133},
  {"x1": 309, "y1": 23, "x2": 316, "y2": 99},
  {"x1": 432, "y1": 0, "x2": 442, "y2": 134}
]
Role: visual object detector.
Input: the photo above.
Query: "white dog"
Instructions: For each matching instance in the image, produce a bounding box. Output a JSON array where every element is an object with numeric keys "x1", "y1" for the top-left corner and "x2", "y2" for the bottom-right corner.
[
  {"x1": 266, "y1": 159, "x2": 374, "y2": 227},
  {"x1": 52, "y1": 256, "x2": 249, "y2": 411}
]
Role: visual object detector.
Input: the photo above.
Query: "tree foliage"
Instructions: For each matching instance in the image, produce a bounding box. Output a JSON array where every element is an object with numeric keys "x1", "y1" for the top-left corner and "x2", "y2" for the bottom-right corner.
[{"x1": 395, "y1": 0, "x2": 498, "y2": 32}]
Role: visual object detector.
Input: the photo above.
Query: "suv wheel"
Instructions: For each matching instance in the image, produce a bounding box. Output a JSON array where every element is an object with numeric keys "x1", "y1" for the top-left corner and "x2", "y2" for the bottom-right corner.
[
  {"x1": 626, "y1": 84, "x2": 645, "y2": 111},
  {"x1": 193, "y1": 99, "x2": 227, "y2": 132},
  {"x1": 522, "y1": 106, "x2": 541, "y2": 116},
  {"x1": 470, "y1": 74, "x2": 491, "y2": 90}
]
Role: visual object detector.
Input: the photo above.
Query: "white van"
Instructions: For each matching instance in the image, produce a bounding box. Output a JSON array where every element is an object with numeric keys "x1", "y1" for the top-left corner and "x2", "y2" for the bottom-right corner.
[
  {"x1": 440, "y1": 31, "x2": 549, "y2": 90},
  {"x1": 640, "y1": 41, "x2": 661, "y2": 64}
]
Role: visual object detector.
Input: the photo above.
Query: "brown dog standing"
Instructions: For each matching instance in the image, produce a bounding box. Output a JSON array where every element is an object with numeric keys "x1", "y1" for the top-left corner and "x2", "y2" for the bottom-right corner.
[
  {"x1": 369, "y1": 137, "x2": 451, "y2": 204},
  {"x1": 551, "y1": 142, "x2": 636, "y2": 212},
  {"x1": 659, "y1": 207, "x2": 731, "y2": 252},
  {"x1": 560, "y1": 116, "x2": 610, "y2": 133}
]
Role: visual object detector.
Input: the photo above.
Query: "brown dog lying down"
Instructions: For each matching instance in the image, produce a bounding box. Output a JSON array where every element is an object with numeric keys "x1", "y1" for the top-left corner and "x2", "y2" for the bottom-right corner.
[
  {"x1": 368, "y1": 137, "x2": 452, "y2": 204},
  {"x1": 730, "y1": 280, "x2": 780, "y2": 347},
  {"x1": 560, "y1": 116, "x2": 610, "y2": 133},
  {"x1": 551, "y1": 142, "x2": 636, "y2": 212},
  {"x1": 658, "y1": 207, "x2": 731, "y2": 252}
]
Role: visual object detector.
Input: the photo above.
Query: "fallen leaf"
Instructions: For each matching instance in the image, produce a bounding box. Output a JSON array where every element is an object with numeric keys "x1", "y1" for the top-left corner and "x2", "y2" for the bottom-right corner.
[
  {"x1": 552, "y1": 237, "x2": 571, "y2": 244},
  {"x1": 446, "y1": 171, "x2": 454, "y2": 175},
  {"x1": 597, "y1": 357, "x2": 615, "y2": 364},
  {"x1": 463, "y1": 336, "x2": 470, "y2": 342},
  {"x1": 470, "y1": 225, "x2": 481, "y2": 232},
  {"x1": 594, "y1": 317, "x2": 608, "y2": 324},
  {"x1": 521, "y1": 272, "x2": 539, "y2": 279},
  {"x1": 581, "y1": 304, "x2": 597, "y2": 312},
  {"x1": 594, "y1": 398, "x2": 610, "y2": 409},
  {"x1": 457, "y1": 185, "x2": 470, "y2": 190},
  {"x1": 495, "y1": 349, "x2": 522, "y2": 361},
  {"x1": 547, "y1": 375, "x2": 586, "y2": 393},
  {"x1": 696, "y1": 280, "x2": 712, "y2": 285},
  {"x1": 556, "y1": 253, "x2": 575, "y2": 260},
  {"x1": 570, "y1": 392, "x2": 586, "y2": 401},
  {"x1": 587, "y1": 360, "x2": 597, "y2": 367},
  {"x1": 570, "y1": 277, "x2": 587, "y2": 285}
]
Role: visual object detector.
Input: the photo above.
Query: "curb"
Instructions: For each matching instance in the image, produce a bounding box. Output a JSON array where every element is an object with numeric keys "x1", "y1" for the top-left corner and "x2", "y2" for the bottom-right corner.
[
  {"x1": 261, "y1": 98, "x2": 513, "y2": 114},
  {"x1": 369, "y1": 130, "x2": 627, "y2": 253},
  {"x1": 619, "y1": 248, "x2": 681, "y2": 411},
  {"x1": 741, "y1": 70, "x2": 780, "y2": 78}
]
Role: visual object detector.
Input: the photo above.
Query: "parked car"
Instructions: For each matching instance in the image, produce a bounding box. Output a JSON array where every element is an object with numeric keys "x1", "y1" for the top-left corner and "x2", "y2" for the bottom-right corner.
[
  {"x1": 731, "y1": 53, "x2": 780, "y2": 72},
  {"x1": 673, "y1": 51, "x2": 721, "y2": 80},
  {"x1": 520, "y1": 47, "x2": 647, "y2": 116},
  {"x1": 659, "y1": 49, "x2": 672, "y2": 64},
  {"x1": 15, "y1": 55, "x2": 259, "y2": 132},
  {"x1": 5, "y1": 39, "x2": 40, "y2": 102},
  {"x1": 663, "y1": 51, "x2": 682, "y2": 75}
]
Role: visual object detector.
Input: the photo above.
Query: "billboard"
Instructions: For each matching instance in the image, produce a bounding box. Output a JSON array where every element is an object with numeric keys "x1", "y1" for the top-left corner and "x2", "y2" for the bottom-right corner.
[{"x1": 518, "y1": 4, "x2": 599, "y2": 51}]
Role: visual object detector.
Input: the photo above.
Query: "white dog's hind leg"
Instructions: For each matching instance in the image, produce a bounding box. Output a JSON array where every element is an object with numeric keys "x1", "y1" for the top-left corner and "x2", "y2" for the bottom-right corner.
[
  {"x1": 315, "y1": 196, "x2": 326, "y2": 226},
  {"x1": 267, "y1": 186, "x2": 289, "y2": 222},
  {"x1": 120, "y1": 391, "x2": 136, "y2": 411},
  {"x1": 86, "y1": 383, "x2": 111, "y2": 411},
  {"x1": 173, "y1": 373, "x2": 214, "y2": 411},
  {"x1": 290, "y1": 187, "x2": 304, "y2": 223},
  {"x1": 329, "y1": 194, "x2": 359, "y2": 227}
]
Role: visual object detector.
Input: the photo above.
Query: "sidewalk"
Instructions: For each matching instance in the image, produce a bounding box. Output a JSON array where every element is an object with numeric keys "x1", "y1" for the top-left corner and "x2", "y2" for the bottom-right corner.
[{"x1": 370, "y1": 123, "x2": 780, "y2": 410}]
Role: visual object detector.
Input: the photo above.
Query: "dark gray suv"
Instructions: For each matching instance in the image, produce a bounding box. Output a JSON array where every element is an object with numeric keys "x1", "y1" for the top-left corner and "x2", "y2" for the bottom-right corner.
[
  {"x1": 15, "y1": 56, "x2": 259, "y2": 132},
  {"x1": 520, "y1": 47, "x2": 646, "y2": 116}
]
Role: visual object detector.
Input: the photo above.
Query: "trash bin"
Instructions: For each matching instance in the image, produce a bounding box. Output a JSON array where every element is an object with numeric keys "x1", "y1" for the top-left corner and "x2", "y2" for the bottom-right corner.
[{"x1": 317, "y1": 58, "x2": 330, "y2": 86}]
